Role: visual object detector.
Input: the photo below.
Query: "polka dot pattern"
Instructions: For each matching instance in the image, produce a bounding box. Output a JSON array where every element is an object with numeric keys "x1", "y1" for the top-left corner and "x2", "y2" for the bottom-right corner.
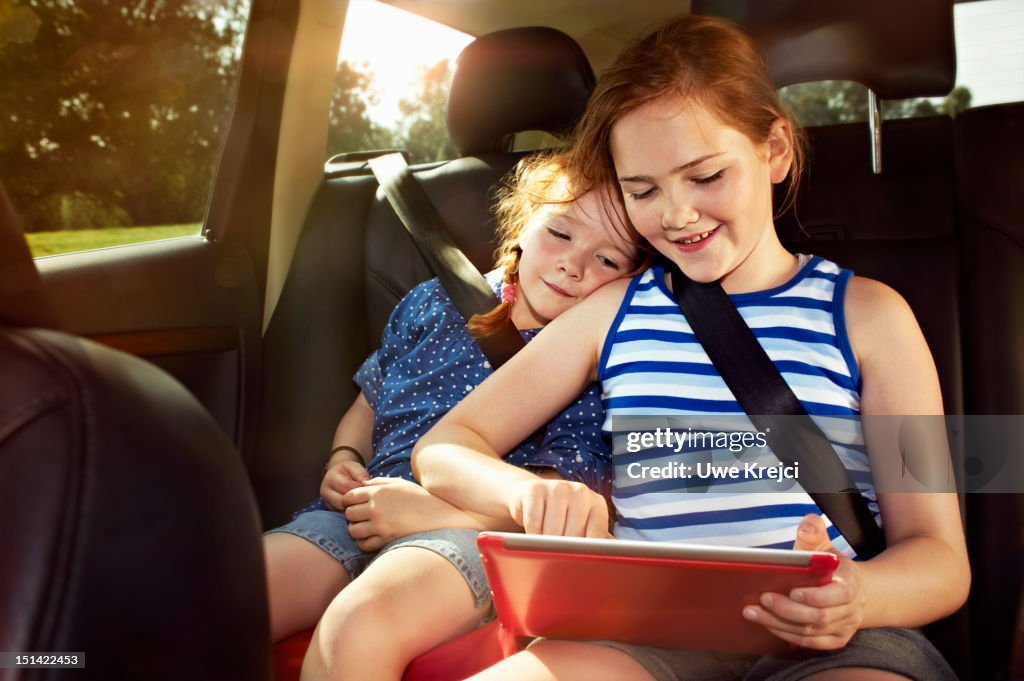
[{"x1": 356, "y1": 271, "x2": 612, "y2": 496}]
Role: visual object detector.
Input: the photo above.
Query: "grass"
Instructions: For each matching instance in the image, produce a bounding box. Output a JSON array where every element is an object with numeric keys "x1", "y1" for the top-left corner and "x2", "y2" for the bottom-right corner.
[{"x1": 26, "y1": 224, "x2": 202, "y2": 258}]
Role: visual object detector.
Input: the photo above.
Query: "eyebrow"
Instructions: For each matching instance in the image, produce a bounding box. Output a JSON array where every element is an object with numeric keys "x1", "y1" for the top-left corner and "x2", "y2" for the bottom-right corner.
[{"x1": 618, "y1": 153, "x2": 725, "y2": 184}]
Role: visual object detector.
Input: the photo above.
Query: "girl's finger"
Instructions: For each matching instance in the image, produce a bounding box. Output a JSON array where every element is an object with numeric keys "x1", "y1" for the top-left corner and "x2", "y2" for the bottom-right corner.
[
  {"x1": 519, "y1": 495, "x2": 546, "y2": 534},
  {"x1": 760, "y1": 623, "x2": 851, "y2": 651},
  {"x1": 540, "y1": 494, "x2": 568, "y2": 536},
  {"x1": 743, "y1": 601, "x2": 851, "y2": 636},
  {"x1": 341, "y1": 487, "x2": 368, "y2": 507},
  {"x1": 786, "y1": 575, "x2": 855, "y2": 610},
  {"x1": 322, "y1": 489, "x2": 345, "y2": 511},
  {"x1": 356, "y1": 536, "x2": 384, "y2": 553},
  {"x1": 561, "y1": 502, "x2": 591, "y2": 537},
  {"x1": 347, "y1": 520, "x2": 376, "y2": 540},
  {"x1": 343, "y1": 502, "x2": 370, "y2": 523}
]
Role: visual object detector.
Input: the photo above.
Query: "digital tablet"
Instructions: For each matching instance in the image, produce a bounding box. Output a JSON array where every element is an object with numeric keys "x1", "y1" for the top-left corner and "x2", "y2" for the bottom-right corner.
[{"x1": 477, "y1": 532, "x2": 839, "y2": 655}]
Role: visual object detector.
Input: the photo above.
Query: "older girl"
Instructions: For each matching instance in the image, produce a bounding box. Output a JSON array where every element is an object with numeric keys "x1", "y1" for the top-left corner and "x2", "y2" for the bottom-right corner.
[{"x1": 413, "y1": 16, "x2": 968, "y2": 681}]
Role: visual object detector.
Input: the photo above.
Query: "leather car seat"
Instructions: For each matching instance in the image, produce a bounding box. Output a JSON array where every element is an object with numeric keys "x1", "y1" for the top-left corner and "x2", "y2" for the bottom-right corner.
[{"x1": 0, "y1": 181, "x2": 271, "y2": 680}]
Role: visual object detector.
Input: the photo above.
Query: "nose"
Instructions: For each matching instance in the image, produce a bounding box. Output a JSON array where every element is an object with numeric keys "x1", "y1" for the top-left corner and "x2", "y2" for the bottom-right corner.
[
  {"x1": 558, "y1": 251, "x2": 584, "y2": 280},
  {"x1": 661, "y1": 191, "x2": 699, "y2": 231}
]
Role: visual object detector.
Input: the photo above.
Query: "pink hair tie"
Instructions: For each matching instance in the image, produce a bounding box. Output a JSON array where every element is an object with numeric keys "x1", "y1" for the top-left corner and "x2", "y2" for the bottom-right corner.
[{"x1": 500, "y1": 283, "x2": 517, "y2": 305}]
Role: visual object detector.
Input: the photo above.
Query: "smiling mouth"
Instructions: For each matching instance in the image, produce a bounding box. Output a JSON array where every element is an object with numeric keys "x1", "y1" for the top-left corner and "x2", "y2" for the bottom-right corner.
[
  {"x1": 674, "y1": 226, "x2": 719, "y2": 245},
  {"x1": 545, "y1": 281, "x2": 573, "y2": 297}
]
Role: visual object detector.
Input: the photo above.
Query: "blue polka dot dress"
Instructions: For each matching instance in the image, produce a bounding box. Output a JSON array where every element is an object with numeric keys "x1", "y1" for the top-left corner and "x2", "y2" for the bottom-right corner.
[{"x1": 355, "y1": 270, "x2": 611, "y2": 495}]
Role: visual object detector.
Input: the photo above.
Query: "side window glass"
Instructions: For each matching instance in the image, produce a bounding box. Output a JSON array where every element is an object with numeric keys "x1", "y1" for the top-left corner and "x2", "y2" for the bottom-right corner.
[
  {"x1": 779, "y1": 0, "x2": 1023, "y2": 128},
  {"x1": 779, "y1": 81, "x2": 972, "y2": 128},
  {"x1": 328, "y1": 3, "x2": 471, "y2": 164},
  {"x1": 1, "y1": 1, "x2": 251, "y2": 257}
]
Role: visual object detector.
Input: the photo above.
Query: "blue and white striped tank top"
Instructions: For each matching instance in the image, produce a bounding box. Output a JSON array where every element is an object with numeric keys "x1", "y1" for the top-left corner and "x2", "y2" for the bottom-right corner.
[{"x1": 599, "y1": 256, "x2": 881, "y2": 558}]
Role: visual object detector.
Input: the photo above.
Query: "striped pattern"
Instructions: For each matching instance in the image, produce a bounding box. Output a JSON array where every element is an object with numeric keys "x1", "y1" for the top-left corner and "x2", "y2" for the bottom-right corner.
[{"x1": 599, "y1": 256, "x2": 881, "y2": 558}]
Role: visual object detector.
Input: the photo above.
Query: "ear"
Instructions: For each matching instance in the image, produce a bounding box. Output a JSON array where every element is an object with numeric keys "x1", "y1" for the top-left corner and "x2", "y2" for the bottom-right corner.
[{"x1": 766, "y1": 118, "x2": 794, "y2": 184}]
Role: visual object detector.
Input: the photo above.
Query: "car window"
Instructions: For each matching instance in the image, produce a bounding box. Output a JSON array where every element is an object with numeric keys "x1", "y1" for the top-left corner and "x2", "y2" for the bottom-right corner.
[
  {"x1": 780, "y1": 0, "x2": 1024, "y2": 127},
  {"x1": 2, "y1": 0, "x2": 251, "y2": 257},
  {"x1": 327, "y1": 2, "x2": 471, "y2": 164}
]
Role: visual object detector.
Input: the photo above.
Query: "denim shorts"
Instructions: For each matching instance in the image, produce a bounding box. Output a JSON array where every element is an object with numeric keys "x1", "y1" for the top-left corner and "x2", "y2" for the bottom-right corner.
[
  {"x1": 596, "y1": 627, "x2": 957, "y2": 681},
  {"x1": 266, "y1": 498, "x2": 490, "y2": 608}
]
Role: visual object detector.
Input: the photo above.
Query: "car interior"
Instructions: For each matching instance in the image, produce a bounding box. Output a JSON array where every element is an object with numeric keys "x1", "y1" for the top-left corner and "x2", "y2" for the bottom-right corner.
[{"x1": 1, "y1": 0, "x2": 1022, "y2": 679}]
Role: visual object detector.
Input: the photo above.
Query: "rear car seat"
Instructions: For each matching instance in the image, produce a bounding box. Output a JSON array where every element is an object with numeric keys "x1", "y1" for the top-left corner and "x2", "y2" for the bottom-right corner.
[
  {"x1": 955, "y1": 101, "x2": 1024, "y2": 681},
  {"x1": 0, "y1": 186, "x2": 271, "y2": 679}
]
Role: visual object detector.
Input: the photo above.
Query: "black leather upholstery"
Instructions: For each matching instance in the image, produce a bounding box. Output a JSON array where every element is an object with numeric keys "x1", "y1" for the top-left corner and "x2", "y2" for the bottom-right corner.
[
  {"x1": 0, "y1": 187, "x2": 271, "y2": 679},
  {"x1": 695, "y1": 0, "x2": 956, "y2": 97},
  {"x1": 777, "y1": 116, "x2": 963, "y2": 414},
  {"x1": 447, "y1": 26, "x2": 596, "y2": 155},
  {"x1": 956, "y1": 102, "x2": 1024, "y2": 681},
  {"x1": 774, "y1": 104, "x2": 1024, "y2": 679}
]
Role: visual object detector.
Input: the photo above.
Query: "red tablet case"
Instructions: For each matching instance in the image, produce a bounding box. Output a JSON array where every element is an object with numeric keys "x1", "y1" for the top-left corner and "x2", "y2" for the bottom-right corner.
[{"x1": 478, "y1": 532, "x2": 839, "y2": 655}]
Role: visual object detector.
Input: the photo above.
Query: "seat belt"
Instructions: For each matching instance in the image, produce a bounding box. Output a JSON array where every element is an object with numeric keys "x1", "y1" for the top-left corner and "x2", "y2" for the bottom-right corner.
[
  {"x1": 368, "y1": 152, "x2": 525, "y2": 370},
  {"x1": 669, "y1": 264, "x2": 887, "y2": 559}
]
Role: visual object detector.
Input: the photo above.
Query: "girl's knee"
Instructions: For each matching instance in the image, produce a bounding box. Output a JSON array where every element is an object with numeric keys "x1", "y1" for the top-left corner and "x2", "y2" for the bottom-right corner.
[{"x1": 316, "y1": 578, "x2": 402, "y2": 651}]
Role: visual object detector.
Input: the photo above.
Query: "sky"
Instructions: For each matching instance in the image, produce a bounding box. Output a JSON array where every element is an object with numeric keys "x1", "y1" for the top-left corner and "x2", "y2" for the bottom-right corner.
[
  {"x1": 338, "y1": 1, "x2": 471, "y2": 125},
  {"x1": 339, "y1": 0, "x2": 1024, "y2": 124},
  {"x1": 954, "y1": 0, "x2": 1024, "y2": 107}
]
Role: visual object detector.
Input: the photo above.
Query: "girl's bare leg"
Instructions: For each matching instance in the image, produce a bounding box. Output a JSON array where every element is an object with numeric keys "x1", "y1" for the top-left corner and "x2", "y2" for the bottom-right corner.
[
  {"x1": 468, "y1": 640, "x2": 655, "y2": 681},
  {"x1": 804, "y1": 671, "x2": 911, "y2": 680},
  {"x1": 264, "y1": 533, "x2": 352, "y2": 642},
  {"x1": 301, "y1": 546, "x2": 489, "y2": 681}
]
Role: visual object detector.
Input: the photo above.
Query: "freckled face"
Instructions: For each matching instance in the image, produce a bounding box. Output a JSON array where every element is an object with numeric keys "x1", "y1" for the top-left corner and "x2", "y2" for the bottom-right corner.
[
  {"x1": 610, "y1": 98, "x2": 794, "y2": 292},
  {"x1": 511, "y1": 187, "x2": 638, "y2": 329}
]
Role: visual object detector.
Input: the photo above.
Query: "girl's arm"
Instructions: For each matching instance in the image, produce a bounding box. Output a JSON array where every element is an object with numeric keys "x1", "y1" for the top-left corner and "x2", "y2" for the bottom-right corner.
[
  {"x1": 319, "y1": 392, "x2": 375, "y2": 509},
  {"x1": 413, "y1": 281, "x2": 628, "y2": 537},
  {"x1": 849, "y1": 277, "x2": 970, "y2": 626},
  {"x1": 751, "y1": 277, "x2": 970, "y2": 648}
]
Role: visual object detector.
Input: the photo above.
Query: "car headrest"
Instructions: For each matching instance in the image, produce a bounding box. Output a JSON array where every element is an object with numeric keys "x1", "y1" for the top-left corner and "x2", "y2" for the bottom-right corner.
[
  {"x1": 694, "y1": 0, "x2": 956, "y2": 99},
  {"x1": 447, "y1": 26, "x2": 596, "y2": 156}
]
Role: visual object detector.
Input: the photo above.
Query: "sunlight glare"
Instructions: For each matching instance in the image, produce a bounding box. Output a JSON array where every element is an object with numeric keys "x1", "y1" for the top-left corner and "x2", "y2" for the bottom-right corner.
[{"x1": 339, "y1": 1, "x2": 473, "y2": 123}]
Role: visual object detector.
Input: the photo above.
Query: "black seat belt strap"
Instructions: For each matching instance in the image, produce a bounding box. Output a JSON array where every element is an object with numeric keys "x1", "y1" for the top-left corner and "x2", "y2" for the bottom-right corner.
[
  {"x1": 669, "y1": 265, "x2": 886, "y2": 559},
  {"x1": 369, "y1": 152, "x2": 525, "y2": 369}
]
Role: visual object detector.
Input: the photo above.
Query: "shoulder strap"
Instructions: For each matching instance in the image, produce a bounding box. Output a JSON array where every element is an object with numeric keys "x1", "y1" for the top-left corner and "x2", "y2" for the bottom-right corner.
[
  {"x1": 368, "y1": 153, "x2": 525, "y2": 369},
  {"x1": 669, "y1": 264, "x2": 886, "y2": 559}
]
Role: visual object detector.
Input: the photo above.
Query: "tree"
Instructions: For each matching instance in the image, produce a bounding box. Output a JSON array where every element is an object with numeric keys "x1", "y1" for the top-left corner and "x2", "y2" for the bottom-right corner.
[
  {"x1": 0, "y1": 0, "x2": 248, "y2": 231},
  {"x1": 325, "y1": 60, "x2": 394, "y2": 158},
  {"x1": 782, "y1": 81, "x2": 973, "y2": 127},
  {"x1": 395, "y1": 59, "x2": 455, "y2": 163}
]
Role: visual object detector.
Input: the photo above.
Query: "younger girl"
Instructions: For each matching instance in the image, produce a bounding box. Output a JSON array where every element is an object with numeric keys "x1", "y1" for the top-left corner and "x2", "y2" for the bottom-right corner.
[
  {"x1": 263, "y1": 150, "x2": 648, "y2": 680},
  {"x1": 413, "y1": 16, "x2": 969, "y2": 681}
]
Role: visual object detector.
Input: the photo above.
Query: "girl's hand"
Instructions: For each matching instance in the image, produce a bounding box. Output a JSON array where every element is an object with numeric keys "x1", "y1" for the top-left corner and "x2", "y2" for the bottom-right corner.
[
  {"x1": 507, "y1": 478, "x2": 611, "y2": 538},
  {"x1": 742, "y1": 514, "x2": 867, "y2": 650},
  {"x1": 320, "y1": 459, "x2": 370, "y2": 511},
  {"x1": 341, "y1": 477, "x2": 461, "y2": 551}
]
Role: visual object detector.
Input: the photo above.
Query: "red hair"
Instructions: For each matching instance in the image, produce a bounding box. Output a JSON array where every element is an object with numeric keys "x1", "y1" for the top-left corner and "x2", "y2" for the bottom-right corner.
[
  {"x1": 468, "y1": 150, "x2": 651, "y2": 338},
  {"x1": 568, "y1": 15, "x2": 806, "y2": 216}
]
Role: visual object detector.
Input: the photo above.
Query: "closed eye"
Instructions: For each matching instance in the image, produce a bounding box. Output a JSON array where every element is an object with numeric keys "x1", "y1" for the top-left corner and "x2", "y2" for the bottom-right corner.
[
  {"x1": 547, "y1": 227, "x2": 570, "y2": 240},
  {"x1": 627, "y1": 187, "x2": 655, "y2": 201},
  {"x1": 693, "y1": 170, "x2": 724, "y2": 185},
  {"x1": 598, "y1": 255, "x2": 621, "y2": 269}
]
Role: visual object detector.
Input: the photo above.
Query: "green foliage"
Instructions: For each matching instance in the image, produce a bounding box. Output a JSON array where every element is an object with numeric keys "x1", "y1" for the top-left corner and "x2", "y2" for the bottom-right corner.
[
  {"x1": 25, "y1": 223, "x2": 200, "y2": 257},
  {"x1": 326, "y1": 60, "x2": 395, "y2": 157},
  {"x1": 0, "y1": 0, "x2": 248, "y2": 232},
  {"x1": 781, "y1": 81, "x2": 974, "y2": 127},
  {"x1": 395, "y1": 59, "x2": 455, "y2": 163},
  {"x1": 23, "y1": 190, "x2": 132, "y2": 232},
  {"x1": 325, "y1": 57, "x2": 457, "y2": 164}
]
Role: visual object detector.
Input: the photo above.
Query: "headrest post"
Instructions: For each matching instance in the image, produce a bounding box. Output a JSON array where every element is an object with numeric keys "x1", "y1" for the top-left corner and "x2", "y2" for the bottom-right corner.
[{"x1": 868, "y1": 88, "x2": 883, "y2": 175}]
